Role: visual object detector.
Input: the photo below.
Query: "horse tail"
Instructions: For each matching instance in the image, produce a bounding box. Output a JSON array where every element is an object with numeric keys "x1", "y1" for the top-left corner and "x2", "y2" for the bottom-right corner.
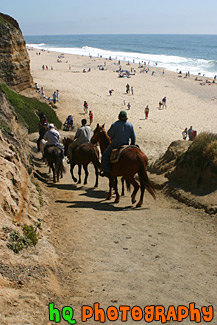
[{"x1": 138, "y1": 154, "x2": 156, "y2": 200}]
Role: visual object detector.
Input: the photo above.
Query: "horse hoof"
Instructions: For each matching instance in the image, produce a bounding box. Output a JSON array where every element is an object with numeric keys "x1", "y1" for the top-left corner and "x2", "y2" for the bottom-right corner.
[
  {"x1": 136, "y1": 202, "x2": 142, "y2": 208},
  {"x1": 77, "y1": 181, "x2": 81, "y2": 184},
  {"x1": 106, "y1": 195, "x2": 112, "y2": 200},
  {"x1": 115, "y1": 198, "x2": 120, "y2": 203},
  {"x1": 84, "y1": 181, "x2": 87, "y2": 185},
  {"x1": 132, "y1": 199, "x2": 136, "y2": 204},
  {"x1": 73, "y1": 178, "x2": 77, "y2": 182},
  {"x1": 94, "y1": 184, "x2": 98, "y2": 188}
]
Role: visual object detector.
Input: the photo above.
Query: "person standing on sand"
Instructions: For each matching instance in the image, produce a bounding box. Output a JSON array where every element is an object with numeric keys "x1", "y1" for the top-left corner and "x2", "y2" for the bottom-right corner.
[
  {"x1": 56, "y1": 90, "x2": 59, "y2": 102},
  {"x1": 89, "y1": 111, "x2": 93, "y2": 125},
  {"x1": 145, "y1": 105, "x2": 149, "y2": 119},
  {"x1": 127, "y1": 102, "x2": 131, "y2": 110},
  {"x1": 52, "y1": 91, "x2": 57, "y2": 104},
  {"x1": 131, "y1": 86, "x2": 134, "y2": 95},
  {"x1": 162, "y1": 96, "x2": 167, "y2": 108},
  {"x1": 182, "y1": 128, "x2": 188, "y2": 140},
  {"x1": 126, "y1": 84, "x2": 130, "y2": 94}
]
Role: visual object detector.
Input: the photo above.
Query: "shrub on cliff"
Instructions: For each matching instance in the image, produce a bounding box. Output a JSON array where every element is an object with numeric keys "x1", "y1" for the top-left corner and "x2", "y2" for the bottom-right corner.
[
  {"x1": 1, "y1": 84, "x2": 61, "y2": 133},
  {"x1": 177, "y1": 132, "x2": 217, "y2": 170}
]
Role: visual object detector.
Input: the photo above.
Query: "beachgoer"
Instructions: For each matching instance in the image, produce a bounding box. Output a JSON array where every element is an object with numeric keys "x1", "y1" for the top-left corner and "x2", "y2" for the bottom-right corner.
[
  {"x1": 56, "y1": 90, "x2": 59, "y2": 101},
  {"x1": 188, "y1": 126, "x2": 193, "y2": 141},
  {"x1": 53, "y1": 91, "x2": 57, "y2": 104},
  {"x1": 89, "y1": 111, "x2": 93, "y2": 125},
  {"x1": 67, "y1": 119, "x2": 91, "y2": 163},
  {"x1": 162, "y1": 97, "x2": 167, "y2": 108},
  {"x1": 131, "y1": 86, "x2": 134, "y2": 95},
  {"x1": 127, "y1": 102, "x2": 131, "y2": 110},
  {"x1": 145, "y1": 105, "x2": 149, "y2": 119},
  {"x1": 43, "y1": 124, "x2": 64, "y2": 159},
  {"x1": 159, "y1": 101, "x2": 162, "y2": 109},
  {"x1": 109, "y1": 89, "x2": 113, "y2": 96},
  {"x1": 40, "y1": 87, "x2": 45, "y2": 98},
  {"x1": 101, "y1": 111, "x2": 136, "y2": 178},
  {"x1": 126, "y1": 84, "x2": 130, "y2": 94},
  {"x1": 182, "y1": 128, "x2": 188, "y2": 140},
  {"x1": 83, "y1": 101, "x2": 88, "y2": 113}
]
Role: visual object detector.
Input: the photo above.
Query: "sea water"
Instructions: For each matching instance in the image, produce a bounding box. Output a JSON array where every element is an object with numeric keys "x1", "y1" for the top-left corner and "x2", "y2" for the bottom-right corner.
[{"x1": 25, "y1": 34, "x2": 217, "y2": 78}]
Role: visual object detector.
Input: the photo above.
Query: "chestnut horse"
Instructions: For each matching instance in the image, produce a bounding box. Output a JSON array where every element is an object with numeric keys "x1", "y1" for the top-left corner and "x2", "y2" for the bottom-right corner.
[
  {"x1": 91, "y1": 124, "x2": 156, "y2": 207},
  {"x1": 63, "y1": 138, "x2": 101, "y2": 187}
]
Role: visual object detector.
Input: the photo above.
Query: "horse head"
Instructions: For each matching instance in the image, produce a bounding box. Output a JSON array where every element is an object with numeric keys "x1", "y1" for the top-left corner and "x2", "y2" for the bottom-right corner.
[
  {"x1": 91, "y1": 124, "x2": 106, "y2": 144},
  {"x1": 63, "y1": 137, "x2": 74, "y2": 156}
]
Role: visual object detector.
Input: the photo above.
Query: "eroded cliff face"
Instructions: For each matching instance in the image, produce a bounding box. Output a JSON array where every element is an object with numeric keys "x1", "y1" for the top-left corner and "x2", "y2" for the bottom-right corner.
[{"x1": 0, "y1": 13, "x2": 33, "y2": 91}]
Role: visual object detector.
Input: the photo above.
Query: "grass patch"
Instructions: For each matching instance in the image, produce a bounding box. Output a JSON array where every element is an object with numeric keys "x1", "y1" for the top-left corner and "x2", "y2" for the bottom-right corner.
[
  {"x1": 3, "y1": 224, "x2": 39, "y2": 254},
  {"x1": 0, "y1": 118, "x2": 13, "y2": 135},
  {"x1": 0, "y1": 84, "x2": 61, "y2": 133}
]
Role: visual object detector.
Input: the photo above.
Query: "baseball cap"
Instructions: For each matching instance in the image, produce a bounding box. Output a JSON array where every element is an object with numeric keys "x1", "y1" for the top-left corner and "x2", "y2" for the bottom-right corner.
[{"x1": 49, "y1": 123, "x2": 54, "y2": 128}]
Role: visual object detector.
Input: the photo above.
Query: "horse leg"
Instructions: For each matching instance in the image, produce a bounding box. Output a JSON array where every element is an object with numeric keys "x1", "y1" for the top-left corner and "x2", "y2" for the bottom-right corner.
[
  {"x1": 83, "y1": 164, "x2": 88, "y2": 185},
  {"x1": 114, "y1": 177, "x2": 120, "y2": 203},
  {"x1": 77, "y1": 165, "x2": 82, "y2": 184},
  {"x1": 70, "y1": 163, "x2": 77, "y2": 182},
  {"x1": 51, "y1": 163, "x2": 56, "y2": 183},
  {"x1": 106, "y1": 177, "x2": 113, "y2": 200},
  {"x1": 121, "y1": 177, "x2": 125, "y2": 196},
  {"x1": 136, "y1": 179, "x2": 145, "y2": 208},
  {"x1": 125, "y1": 177, "x2": 140, "y2": 204},
  {"x1": 93, "y1": 163, "x2": 99, "y2": 188}
]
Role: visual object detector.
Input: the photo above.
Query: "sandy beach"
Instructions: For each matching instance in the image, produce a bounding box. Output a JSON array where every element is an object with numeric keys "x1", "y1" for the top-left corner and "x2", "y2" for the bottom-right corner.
[{"x1": 27, "y1": 48, "x2": 217, "y2": 161}]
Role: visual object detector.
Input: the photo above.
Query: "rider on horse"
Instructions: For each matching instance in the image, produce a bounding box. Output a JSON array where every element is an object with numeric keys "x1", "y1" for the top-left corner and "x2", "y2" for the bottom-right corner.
[
  {"x1": 101, "y1": 110, "x2": 136, "y2": 177},
  {"x1": 43, "y1": 123, "x2": 64, "y2": 160},
  {"x1": 67, "y1": 118, "x2": 91, "y2": 163}
]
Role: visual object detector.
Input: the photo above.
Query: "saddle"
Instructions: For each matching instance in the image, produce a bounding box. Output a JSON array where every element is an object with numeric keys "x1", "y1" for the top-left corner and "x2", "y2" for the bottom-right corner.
[{"x1": 110, "y1": 145, "x2": 139, "y2": 164}]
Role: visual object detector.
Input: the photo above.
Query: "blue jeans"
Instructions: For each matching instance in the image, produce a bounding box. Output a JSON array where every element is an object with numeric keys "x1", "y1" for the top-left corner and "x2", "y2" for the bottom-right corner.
[{"x1": 102, "y1": 145, "x2": 115, "y2": 174}]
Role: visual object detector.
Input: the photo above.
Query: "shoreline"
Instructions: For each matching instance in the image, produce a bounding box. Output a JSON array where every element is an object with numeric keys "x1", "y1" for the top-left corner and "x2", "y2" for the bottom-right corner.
[{"x1": 27, "y1": 47, "x2": 217, "y2": 161}]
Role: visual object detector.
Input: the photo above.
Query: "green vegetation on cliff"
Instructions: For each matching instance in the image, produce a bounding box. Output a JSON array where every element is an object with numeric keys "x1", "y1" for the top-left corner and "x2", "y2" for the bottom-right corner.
[
  {"x1": 1, "y1": 84, "x2": 61, "y2": 133},
  {"x1": 177, "y1": 132, "x2": 217, "y2": 170}
]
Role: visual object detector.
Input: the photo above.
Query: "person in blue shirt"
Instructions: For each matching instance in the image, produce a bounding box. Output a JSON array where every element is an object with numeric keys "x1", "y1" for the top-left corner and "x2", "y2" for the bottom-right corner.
[{"x1": 101, "y1": 110, "x2": 136, "y2": 177}]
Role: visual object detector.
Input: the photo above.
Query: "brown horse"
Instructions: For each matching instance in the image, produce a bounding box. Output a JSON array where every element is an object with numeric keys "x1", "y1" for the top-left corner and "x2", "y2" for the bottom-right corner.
[
  {"x1": 63, "y1": 138, "x2": 101, "y2": 187},
  {"x1": 91, "y1": 124, "x2": 156, "y2": 207},
  {"x1": 44, "y1": 145, "x2": 65, "y2": 183}
]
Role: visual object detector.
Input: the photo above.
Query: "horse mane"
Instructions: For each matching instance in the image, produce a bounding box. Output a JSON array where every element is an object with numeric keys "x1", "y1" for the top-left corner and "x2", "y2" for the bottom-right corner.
[{"x1": 100, "y1": 127, "x2": 111, "y2": 146}]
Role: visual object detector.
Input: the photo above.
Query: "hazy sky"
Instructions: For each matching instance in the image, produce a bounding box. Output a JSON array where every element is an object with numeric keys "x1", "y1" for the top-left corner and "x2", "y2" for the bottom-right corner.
[{"x1": 1, "y1": 0, "x2": 217, "y2": 35}]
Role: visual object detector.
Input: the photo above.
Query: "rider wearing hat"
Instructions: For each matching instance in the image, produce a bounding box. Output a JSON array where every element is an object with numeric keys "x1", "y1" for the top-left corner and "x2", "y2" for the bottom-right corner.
[
  {"x1": 67, "y1": 118, "x2": 91, "y2": 163},
  {"x1": 101, "y1": 110, "x2": 136, "y2": 177}
]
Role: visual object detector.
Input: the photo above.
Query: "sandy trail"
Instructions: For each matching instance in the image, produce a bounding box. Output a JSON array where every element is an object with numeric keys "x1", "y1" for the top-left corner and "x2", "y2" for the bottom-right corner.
[{"x1": 30, "y1": 134, "x2": 217, "y2": 324}]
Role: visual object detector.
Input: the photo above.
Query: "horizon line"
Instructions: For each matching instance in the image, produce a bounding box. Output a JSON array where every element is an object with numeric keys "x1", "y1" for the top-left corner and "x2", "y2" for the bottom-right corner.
[{"x1": 24, "y1": 33, "x2": 217, "y2": 37}]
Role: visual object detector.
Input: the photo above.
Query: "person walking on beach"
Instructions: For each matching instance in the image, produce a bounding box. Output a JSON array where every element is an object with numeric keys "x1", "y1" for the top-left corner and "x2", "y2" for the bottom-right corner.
[
  {"x1": 83, "y1": 101, "x2": 89, "y2": 114},
  {"x1": 100, "y1": 111, "x2": 136, "y2": 178},
  {"x1": 126, "y1": 84, "x2": 130, "y2": 94},
  {"x1": 127, "y1": 102, "x2": 131, "y2": 110},
  {"x1": 56, "y1": 90, "x2": 59, "y2": 102},
  {"x1": 89, "y1": 111, "x2": 93, "y2": 125},
  {"x1": 109, "y1": 89, "x2": 113, "y2": 96},
  {"x1": 145, "y1": 105, "x2": 149, "y2": 119},
  {"x1": 131, "y1": 86, "x2": 134, "y2": 95},
  {"x1": 162, "y1": 96, "x2": 167, "y2": 109}
]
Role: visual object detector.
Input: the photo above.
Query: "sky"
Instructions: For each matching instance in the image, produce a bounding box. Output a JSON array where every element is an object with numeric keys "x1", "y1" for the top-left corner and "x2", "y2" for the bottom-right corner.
[{"x1": 1, "y1": 0, "x2": 217, "y2": 35}]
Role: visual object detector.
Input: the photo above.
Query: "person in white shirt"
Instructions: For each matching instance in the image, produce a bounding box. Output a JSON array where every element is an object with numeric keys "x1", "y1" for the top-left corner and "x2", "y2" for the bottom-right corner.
[
  {"x1": 44, "y1": 123, "x2": 64, "y2": 159},
  {"x1": 67, "y1": 119, "x2": 91, "y2": 162}
]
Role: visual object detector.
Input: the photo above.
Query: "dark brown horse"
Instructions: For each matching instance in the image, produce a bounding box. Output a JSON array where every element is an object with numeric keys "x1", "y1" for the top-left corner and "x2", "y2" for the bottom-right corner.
[
  {"x1": 91, "y1": 124, "x2": 156, "y2": 207},
  {"x1": 44, "y1": 145, "x2": 65, "y2": 183},
  {"x1": 63, "y1": 138, "x2": 101, "y2": 187}
]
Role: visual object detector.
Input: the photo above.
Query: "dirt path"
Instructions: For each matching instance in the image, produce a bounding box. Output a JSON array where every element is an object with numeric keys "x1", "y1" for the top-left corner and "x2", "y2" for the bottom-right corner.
[{"x1": 30, "y1": 135, "x2": 217, "y2": 324}]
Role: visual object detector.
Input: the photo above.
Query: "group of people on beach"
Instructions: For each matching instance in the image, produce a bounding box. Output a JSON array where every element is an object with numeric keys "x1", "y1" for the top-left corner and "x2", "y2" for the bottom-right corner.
[
  {"x1": 34, "y1": 83, "x2": 59, "y2": 106},
  {"x1": 182, "y1": 126, "x2": 197, "y2": 141}
]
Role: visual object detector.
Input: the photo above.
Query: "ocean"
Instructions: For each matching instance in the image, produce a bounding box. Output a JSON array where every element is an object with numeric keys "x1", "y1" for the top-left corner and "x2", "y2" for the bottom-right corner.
[{"x1": 24, "y1": 34, "x2": 217, "y2": 78}]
